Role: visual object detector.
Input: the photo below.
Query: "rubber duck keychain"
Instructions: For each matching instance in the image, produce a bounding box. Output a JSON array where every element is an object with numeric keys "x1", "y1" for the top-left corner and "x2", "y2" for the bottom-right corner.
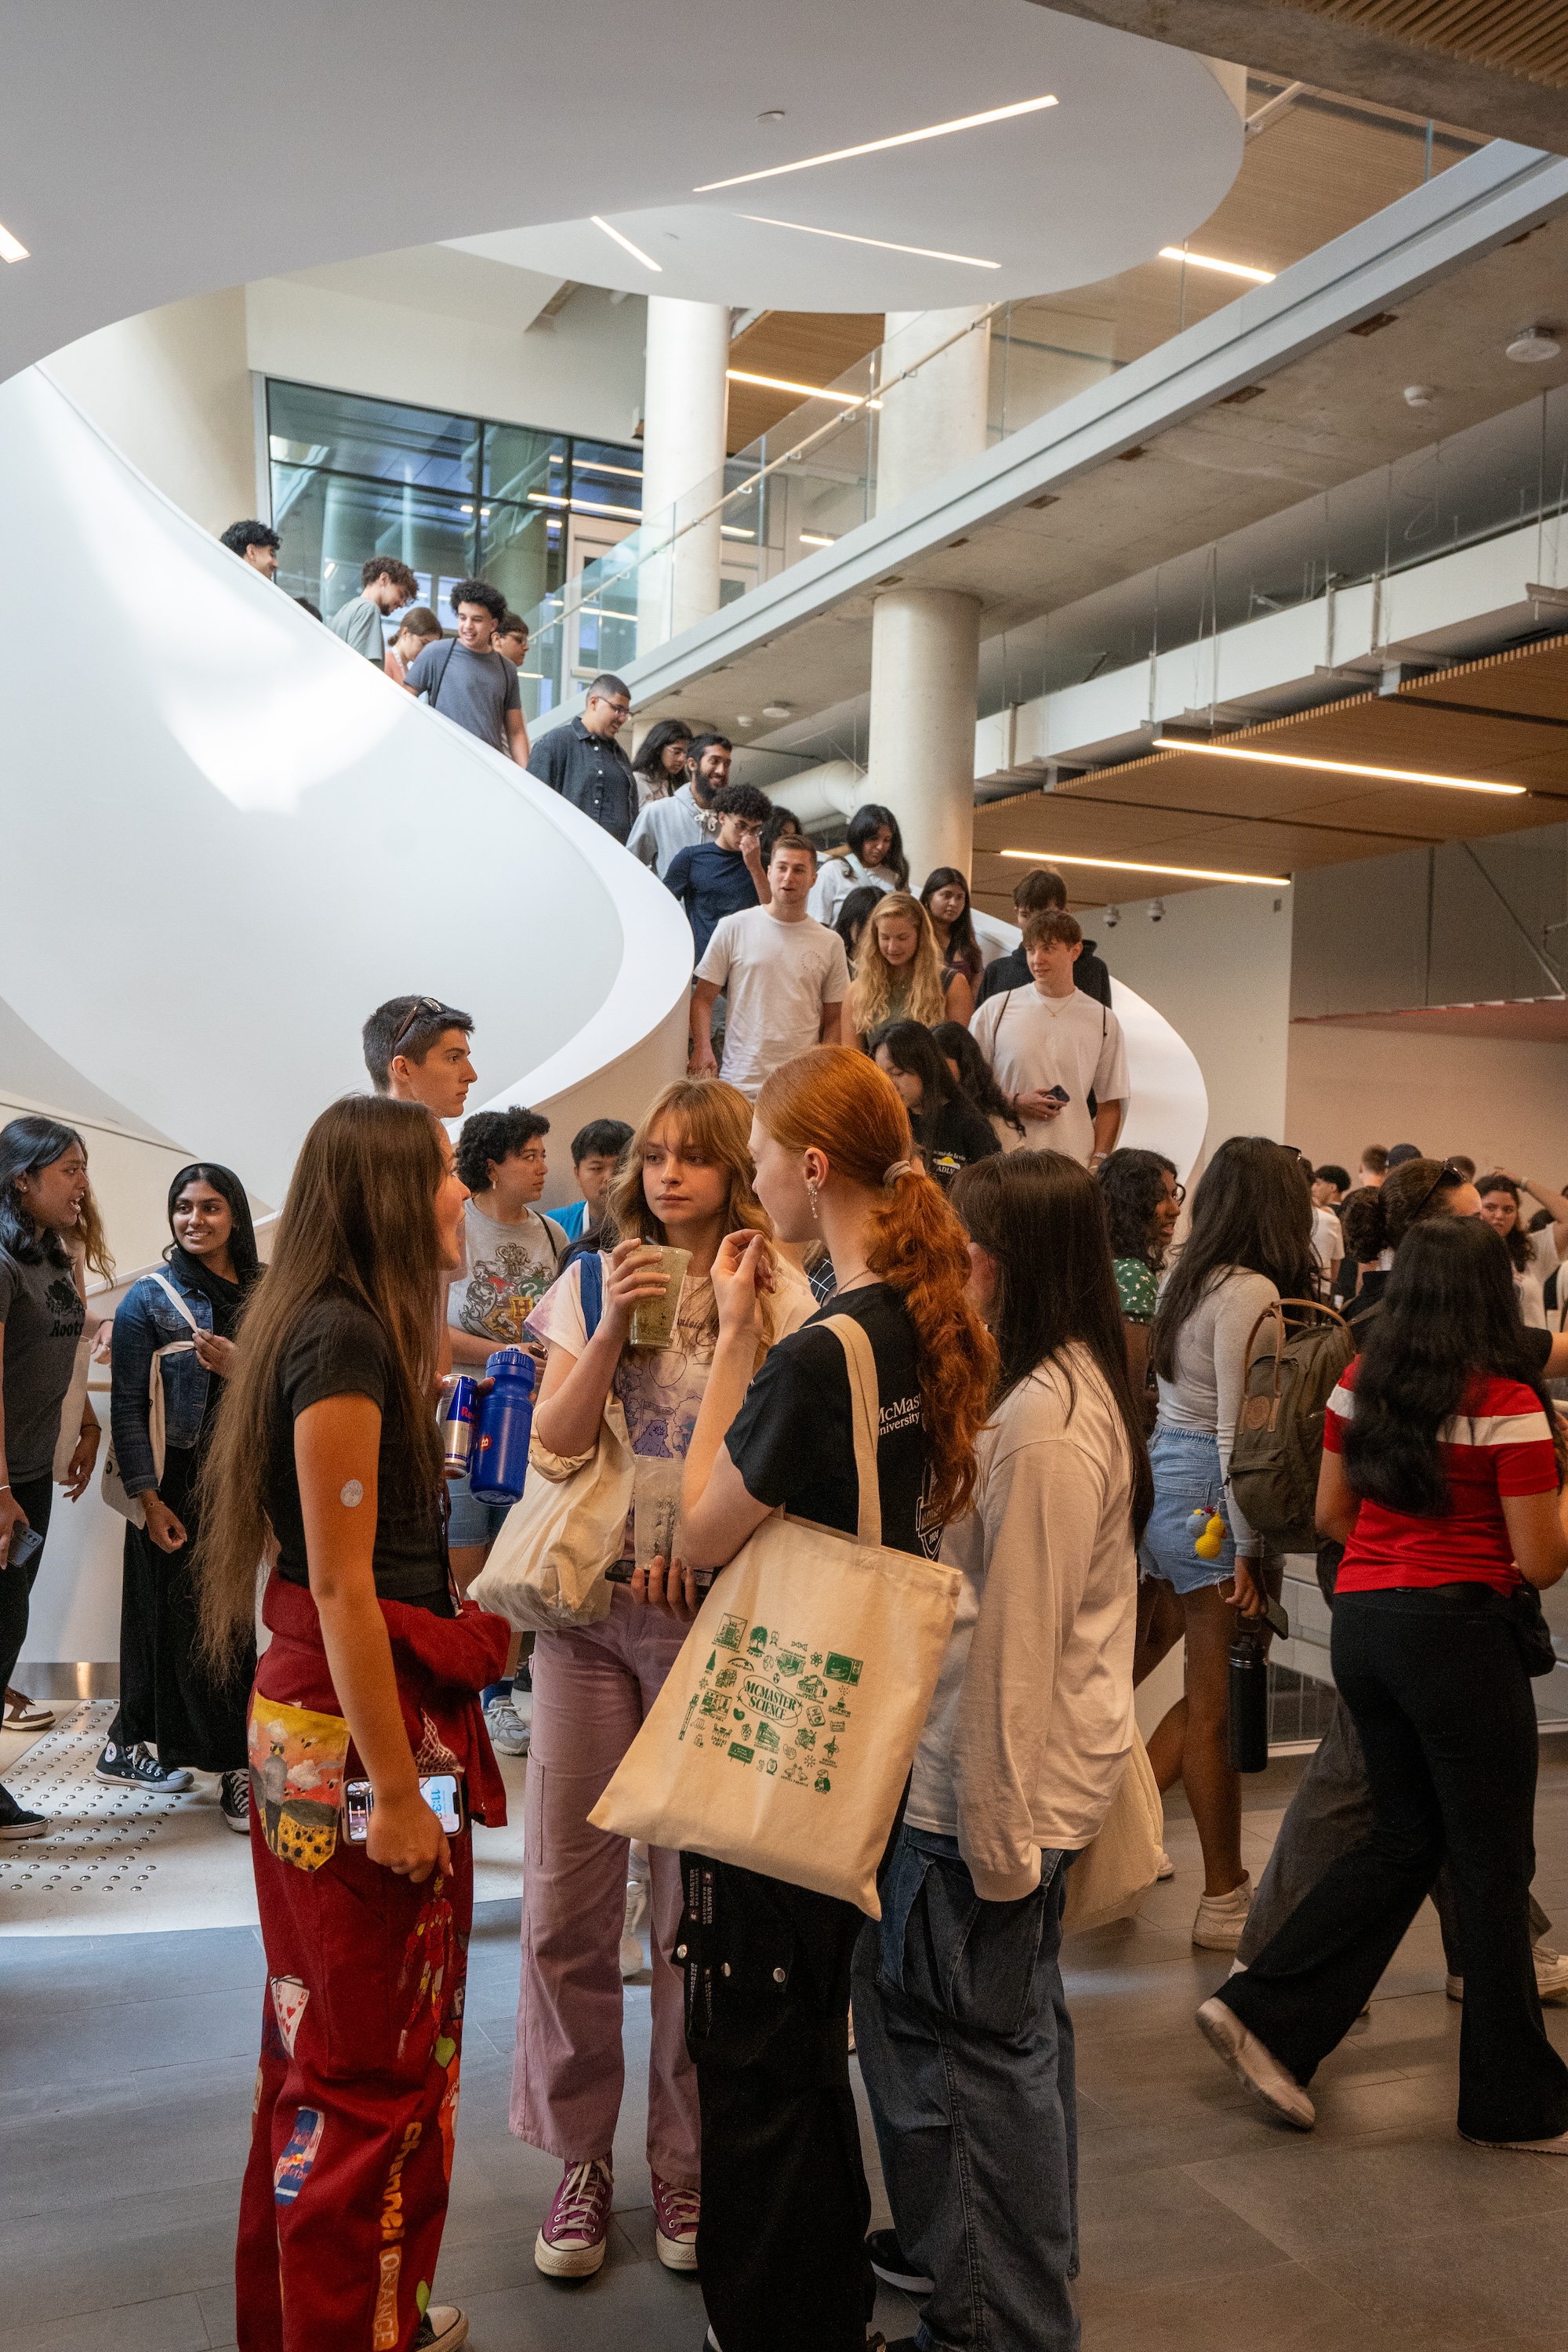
[{"x1": 1188, "y1": 1505, "x2": 1226, "y2": 1560}]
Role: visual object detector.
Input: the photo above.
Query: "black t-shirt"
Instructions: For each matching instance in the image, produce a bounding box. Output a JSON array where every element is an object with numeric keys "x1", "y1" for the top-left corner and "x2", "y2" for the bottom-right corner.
[
  {"x1": 267, "y1": 1297, "x2": 448, "y2": 1604},
  {"x1": 914, "y1": 1094, "x2": 1003, "y2": 1188},
  {"x1": 724, "y1": 1283, "x2": 938, "y2": 1559}
]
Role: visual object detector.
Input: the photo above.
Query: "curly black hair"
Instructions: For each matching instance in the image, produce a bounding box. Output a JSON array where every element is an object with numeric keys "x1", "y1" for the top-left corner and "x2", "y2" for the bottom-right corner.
[
  {"x1": 220, "y1": 519, "x2": 281, "y2": 557},
  {"x1": 448, "y1": 578, "x2": 507, "y2": 626},
  {"x1": 455, "y1": 1107, "x2": 549, "y2": 1194},
  {"x1": 710, "y1": 782, "x2": 774, "y2": 823},
  {"x1": 1097, "y1": 1148, "x2": 1178, "y2": 1265}
]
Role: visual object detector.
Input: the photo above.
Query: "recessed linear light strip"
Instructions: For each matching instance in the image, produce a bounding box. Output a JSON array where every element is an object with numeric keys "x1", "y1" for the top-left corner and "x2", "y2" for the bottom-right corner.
[
  {"x1": 1000, "y1": 848, "x2": 1289, "y2": 887},
  {"x1": 1160, "y1": 246, "x2": 1274, "y2": 283},
  {"x1": 695, "y1": 94, "x2": 1058, "y2": 192},
  {"x1": 739, "y1": 214, "x2": 999, "y2": 269},
  {"x1": 727, "y1": 366, "x2": 881, "y2": 409},
  {"x1": 590, "y1": 215, "x2": 662, "y2": 272},
  {"x1": 0, "y1": 222, "x2": 27, "y2": 263},
  {"x1": 1150, "y1": 736, "x2": 1524, "y2": 797}
]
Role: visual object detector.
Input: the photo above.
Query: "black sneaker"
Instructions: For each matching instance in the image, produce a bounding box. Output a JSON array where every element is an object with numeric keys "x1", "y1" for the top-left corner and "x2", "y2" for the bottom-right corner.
[
  {"x1": 412, "y1": 2307, "x2": 467, "y2": 2350},
  {"x1": 220, "y1": 1769, "x2": 250, "y2": 1832},
  {"x1": 867, "y1": 2227, "x2": 935, "y2": 2296},
  {"x1": 95, "y1": 1739, "x2": 194, "y2": 1792},
  {"x1": 0, "y1": 1788, "x2": 49, "y2": 1840}
]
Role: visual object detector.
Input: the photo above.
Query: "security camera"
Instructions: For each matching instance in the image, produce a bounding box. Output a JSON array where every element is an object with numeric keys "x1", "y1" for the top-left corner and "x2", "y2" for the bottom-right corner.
[
  {"x1": 1102, "y1": 903, "x2": 1121, "y2": 929},
  {"x1": 1147, "y1": 898, "x2": 1166, "y2": 923}
]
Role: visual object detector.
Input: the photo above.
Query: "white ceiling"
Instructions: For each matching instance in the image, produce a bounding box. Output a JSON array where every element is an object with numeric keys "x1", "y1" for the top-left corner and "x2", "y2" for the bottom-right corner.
[{"x1": 0, "y1": 0, "x2": 1240, "y2": 376}]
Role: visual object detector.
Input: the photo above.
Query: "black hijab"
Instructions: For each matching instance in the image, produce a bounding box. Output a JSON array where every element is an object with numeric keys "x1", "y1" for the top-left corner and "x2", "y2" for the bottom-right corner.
[{"x1": 164, "y1": 1163, "x2": 260, "y2": 1334}]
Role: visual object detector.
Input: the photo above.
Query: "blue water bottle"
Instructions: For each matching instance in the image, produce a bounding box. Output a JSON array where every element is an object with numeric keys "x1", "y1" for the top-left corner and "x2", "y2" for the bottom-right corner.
[{"x1": 470, "y1": 1348, "x2": 536, "y2": 1504}]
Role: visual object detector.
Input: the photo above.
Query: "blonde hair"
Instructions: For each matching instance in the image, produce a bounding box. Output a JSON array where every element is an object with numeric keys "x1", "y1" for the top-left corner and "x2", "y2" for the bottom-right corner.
[
  {"x1": 847, "y1": 892, "x2": 946, "y2": 1036},
  {"x1": 604, "y1": 1078, "x2": 786, "y2": 1348}
]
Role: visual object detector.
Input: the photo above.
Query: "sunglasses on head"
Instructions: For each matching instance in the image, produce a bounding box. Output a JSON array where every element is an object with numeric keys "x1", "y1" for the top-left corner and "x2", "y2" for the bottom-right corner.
[
  {"x1": 390, "y1": 996, "x2": 454, "y2": 1055},
  {"x1": 1411, "y1": 1163, "x2": 1468, "y2": 1218}
]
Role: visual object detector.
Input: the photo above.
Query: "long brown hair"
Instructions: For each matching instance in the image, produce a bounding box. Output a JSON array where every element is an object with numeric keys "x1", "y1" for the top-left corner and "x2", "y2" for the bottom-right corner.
[
  {"x1": 754, "y1": 1047, "x2": 995, "y2": 1524},
  {"x1": 1151, "y1": 1136, "x2": 1316, "y2": 1385},
  {"x1": 195, "y1": 1096, "x2": 448, "y2": 1671},
  {"x1": 952, "y1": 1151, "x2": 1153, "y2": 1541},
  {"x1": 604, "y1": 1077, "x2": 786, "y2": 1348},
  {"x1": 847, "y1": 892, "x2": 947, "y2": 1036}
]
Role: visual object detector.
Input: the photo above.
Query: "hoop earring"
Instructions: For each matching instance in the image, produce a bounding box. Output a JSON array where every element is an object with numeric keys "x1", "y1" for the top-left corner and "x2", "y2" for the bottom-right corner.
[{"x1": 806, "y1": 1176, "x2": 820, "y2": 1222}]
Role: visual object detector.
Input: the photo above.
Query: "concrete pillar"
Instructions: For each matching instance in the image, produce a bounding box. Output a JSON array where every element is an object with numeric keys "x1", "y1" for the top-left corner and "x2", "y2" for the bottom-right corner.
[
  {"x1": 638, "y1": 296, "x2": 730, "y2": 650},
  {"x1": 867, "y1": 586, "x2": 982, "y2": 891},
  {"x1": 874, "y1": 307, "x2": 991, "y2": 516}
]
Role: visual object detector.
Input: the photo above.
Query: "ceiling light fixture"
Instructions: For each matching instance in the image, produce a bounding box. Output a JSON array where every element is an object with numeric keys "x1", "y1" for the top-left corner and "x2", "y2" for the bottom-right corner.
[
  {"x1": 1151, "y1": 736, "x2": 1523, "y2": 796},
  {"x1": 728, "y1": 367, "x2": 879, "y2": 408},
  {"x1": 1160, "y1": 245, "x2": 1275, "y2": 283},
  {"x1": 799, "y1": 531, "x2": 837, "y2": 546},
  {"x1": 590, "y1": 215, "x2": 662, "y2": 272},
  {"x1": 1000, "y1": 849, "x2": 1289, "y2": 887},
  {"x1": 739, "y1": 212, "x2": 1000, "y2": 268},
  {"x1": 1506, "y1": 327, "x2": 1561, "y2": 363},
  {"x1": 0, "y1": 221, "x2": 28, "y2": 263},
  {"x1": 695, "y1": 93, "x2": 1058, "y2": 191}
]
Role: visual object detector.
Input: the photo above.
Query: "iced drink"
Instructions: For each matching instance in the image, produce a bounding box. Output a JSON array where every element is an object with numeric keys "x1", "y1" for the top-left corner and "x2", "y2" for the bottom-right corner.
[{"x1": 628, "y1": 1245, "x2": 691, "y2": 1348}]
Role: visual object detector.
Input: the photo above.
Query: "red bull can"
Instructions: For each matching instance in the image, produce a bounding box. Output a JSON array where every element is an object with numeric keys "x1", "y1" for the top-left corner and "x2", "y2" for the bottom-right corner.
[{"x1": 438, "y1": 1374, "x2": 477, "y2": 1472}]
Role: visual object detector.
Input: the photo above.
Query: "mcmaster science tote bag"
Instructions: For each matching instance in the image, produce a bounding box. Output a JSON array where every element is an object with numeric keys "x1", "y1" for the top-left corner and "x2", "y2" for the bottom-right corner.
[{"x1": 590, "y1": 1313, "x2": 962, "y2": 1918}]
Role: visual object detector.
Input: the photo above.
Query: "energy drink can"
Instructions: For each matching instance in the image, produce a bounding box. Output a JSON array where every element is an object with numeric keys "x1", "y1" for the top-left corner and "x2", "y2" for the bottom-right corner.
[{"x1": 438, "y1": 1374, "x2": 477, "y2": 1472}]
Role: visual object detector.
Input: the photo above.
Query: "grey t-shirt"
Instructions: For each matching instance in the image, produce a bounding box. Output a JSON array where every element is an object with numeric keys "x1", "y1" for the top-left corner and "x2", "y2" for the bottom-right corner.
[
  {"x1": 328, "y1": 593, "x2": 386, "y2": 662},
  {"x1": 406, "y1": 639, "x2": 521, "y2": 753},
  {"x1": 0, "y1": 1243, "x2": 85, "y2": 1482}
]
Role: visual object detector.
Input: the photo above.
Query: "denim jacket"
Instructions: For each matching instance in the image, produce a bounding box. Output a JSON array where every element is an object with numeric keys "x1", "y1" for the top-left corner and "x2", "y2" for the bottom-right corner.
[{"x1": 110, "y1": 1267, "x2": 212, "y2": 1498}]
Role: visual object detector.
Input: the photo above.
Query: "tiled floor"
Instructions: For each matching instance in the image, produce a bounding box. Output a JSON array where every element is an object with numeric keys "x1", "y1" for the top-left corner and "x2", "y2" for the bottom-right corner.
[{"x1": 5, "y1": 1744, "x2": 1568, "y2": 2351}]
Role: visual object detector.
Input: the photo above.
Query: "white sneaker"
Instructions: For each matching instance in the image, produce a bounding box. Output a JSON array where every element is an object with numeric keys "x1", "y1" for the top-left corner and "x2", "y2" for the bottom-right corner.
[
  {"x1": 1448, "y1": 1942, "x2": 1568, "y2": 2006},
  {"x1": 485, "y1": 1697, "x2": 529, "y2": 1757},
  {"x1": 414, "y1": 2307, "x2": 469, "y2": 2349},
  {"x1": 1196, "y1": 1995, "x2": 1315, "y2": 2129},
  {"x1": 1155, "y1": 1847, "x2": 1175, "y2": 1881},
  {"x1": 620, "y1": 1868, "x2": 648, "y2": 1978},
  {"x1": 1464, "y1": 2128, "x2": 1568, "y2": 2157},
  {"x1": 1192, "y1": 1875, "x2": 1252, "y2": 1951}
]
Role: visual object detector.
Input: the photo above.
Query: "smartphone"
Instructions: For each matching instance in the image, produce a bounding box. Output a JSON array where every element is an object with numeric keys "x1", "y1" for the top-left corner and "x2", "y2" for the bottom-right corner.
[
  {"x1": 4, "y1": 1525, "x2": 43, "y2": 1573},
  {"x1": 343, "y1": 1773, "x2": 466, "y2": 1842},
  {"x1": 605, "y1": 1560, "x2": 716, "y2": 1593},
  {"x1": 1261, "y1": 1594, "x2": 1290, "y2": 1642}
]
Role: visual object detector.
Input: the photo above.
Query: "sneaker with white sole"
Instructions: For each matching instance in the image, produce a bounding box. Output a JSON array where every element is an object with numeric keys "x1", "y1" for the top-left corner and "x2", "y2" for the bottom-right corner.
[
  {"x1": 94, "y1": 1739, "x2": 194, "y2": 1792},
  {"x1": 0, "y1": 1792, "x2": 48, "y2": 1840},
  {"x1": 220, "y1": 1770, "x2": 250, "y2": 1832},
  {"x1": 484, "y1": 1697, "x2": 529, "y2": 1757},
  {"x1": 652, "y1": 2172, "x2": 700, "y2": 2270},
  {"x1": 535, "y1": 2156, "x2": 614, "y2": 2277},
  {"x1": 867, "y1": 2226, "x2": 934, "y2": 2296},
  {"x1": 1447, "y1": 1944, "x2": 1568, "y2": 2007},
  {"x1": 1463, "y1": 2128, "x2": 1568, "y2": 2157},
  {"x1": 1196, "y1": 1995, "x2": 1315, "y2": 2129},
  {"x1": 413, "y1": 2306, "x2": 469, "y2": 2348},
  {"x1": 1192, "y1": 1875, "x2": 1252, "y2": 1951}
]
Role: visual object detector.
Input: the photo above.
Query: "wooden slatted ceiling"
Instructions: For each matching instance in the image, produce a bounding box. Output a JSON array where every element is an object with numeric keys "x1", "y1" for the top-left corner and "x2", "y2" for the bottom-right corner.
[
  {"x1": 1294, "y1": 2, "x2": 1568, "y2": 85},
  {"x1": 724, "y1": 312, "x2": 884, "y2": 454},
  {"x1": 971, "y1": 633, "x2": 1568, "y2": 914}
]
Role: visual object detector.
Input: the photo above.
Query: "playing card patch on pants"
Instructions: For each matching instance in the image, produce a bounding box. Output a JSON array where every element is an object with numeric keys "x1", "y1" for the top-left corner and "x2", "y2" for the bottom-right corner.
[{"x1": 270, "y1": 1974, "x2": 310, "y2": 2056}]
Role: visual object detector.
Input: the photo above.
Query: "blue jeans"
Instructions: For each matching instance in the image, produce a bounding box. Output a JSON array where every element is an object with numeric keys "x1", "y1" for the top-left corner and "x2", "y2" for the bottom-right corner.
[{"x1": 853, "y1": 1828, "x2": 1077, "y2": 2352}]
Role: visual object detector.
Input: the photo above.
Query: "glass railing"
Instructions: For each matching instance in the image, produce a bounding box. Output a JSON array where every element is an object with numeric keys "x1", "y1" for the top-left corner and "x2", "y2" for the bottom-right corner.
[{"x1": 514, "y1": 84, "x2": 1489, "y2": 724}]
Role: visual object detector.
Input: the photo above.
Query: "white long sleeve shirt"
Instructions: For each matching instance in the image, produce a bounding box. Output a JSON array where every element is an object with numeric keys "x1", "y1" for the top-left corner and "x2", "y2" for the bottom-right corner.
[{"x1": 907, "y1": 1347, "x2": 1138, "y2": 1900}]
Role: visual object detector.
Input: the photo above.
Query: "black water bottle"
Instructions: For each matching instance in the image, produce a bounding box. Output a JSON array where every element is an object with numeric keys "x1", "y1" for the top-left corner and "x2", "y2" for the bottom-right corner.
[{"x1": 1228, "y1": 1620, "x2": 1270, "y2": 1773}]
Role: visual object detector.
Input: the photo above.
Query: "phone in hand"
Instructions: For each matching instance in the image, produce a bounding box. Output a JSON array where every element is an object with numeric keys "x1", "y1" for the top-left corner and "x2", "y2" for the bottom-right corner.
[
  {"x1": 343, "y1": 1773, "x2": 466, "y2": 1842},
  {"x1": 3, "y1": 1525, "x2": 43, "y2": 1573},
  {"x1": 1261, "y1": 1594, "x2": 1290, "y2": 1641}
]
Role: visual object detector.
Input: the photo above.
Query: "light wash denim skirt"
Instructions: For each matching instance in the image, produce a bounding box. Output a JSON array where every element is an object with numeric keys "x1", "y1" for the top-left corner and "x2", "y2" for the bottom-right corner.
[{"x1": 1139, "y1": 1425, "x2": 1236, "y2": 1595}]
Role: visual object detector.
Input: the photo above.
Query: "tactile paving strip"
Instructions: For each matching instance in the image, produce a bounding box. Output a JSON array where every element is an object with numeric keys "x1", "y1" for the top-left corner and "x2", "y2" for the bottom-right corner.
[{"x1": 0, "y1": 1700, "x2": 200, "y2": 1912}]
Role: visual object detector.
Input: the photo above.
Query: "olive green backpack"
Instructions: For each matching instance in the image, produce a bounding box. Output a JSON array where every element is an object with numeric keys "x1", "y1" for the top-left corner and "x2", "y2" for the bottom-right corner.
[{"x1": 1229, "y1": 1299, "x2": 1354, "y2": 1554}]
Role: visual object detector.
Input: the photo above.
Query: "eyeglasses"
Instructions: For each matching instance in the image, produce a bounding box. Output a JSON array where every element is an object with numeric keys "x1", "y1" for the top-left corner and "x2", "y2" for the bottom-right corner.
[{"x1": 390, "y1": 996, "x2": 453, "y2": 1054}]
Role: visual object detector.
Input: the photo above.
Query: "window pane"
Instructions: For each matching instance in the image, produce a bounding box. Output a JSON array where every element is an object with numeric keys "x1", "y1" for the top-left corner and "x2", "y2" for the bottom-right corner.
[
  {"x1": 267, "y1": 379, "x2": 478, "y2": 495},
  {"x1": 569, "y1": 439, "x2": 643, "y2": 522},
  {"x1": 270, "y1": 468, "x2": 475, "y2": 620},
  {"x1": 478, "y1": 502, "x2": 562, "y2": 626},
  {"x1": 483, "y1": 423, "x2": 565, "y2": 506}
]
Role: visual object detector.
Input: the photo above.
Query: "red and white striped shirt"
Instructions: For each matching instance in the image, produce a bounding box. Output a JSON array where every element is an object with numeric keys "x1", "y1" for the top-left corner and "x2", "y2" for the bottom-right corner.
[{"x1": 1325, "y1": 1359, "x2": 1559, "y2": 1593}]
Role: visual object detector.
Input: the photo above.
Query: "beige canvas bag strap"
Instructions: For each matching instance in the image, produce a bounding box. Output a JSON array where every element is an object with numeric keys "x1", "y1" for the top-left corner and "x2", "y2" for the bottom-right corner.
[{"x1": 818, "y1": 1313, "x2": 883, "y2": 1548}]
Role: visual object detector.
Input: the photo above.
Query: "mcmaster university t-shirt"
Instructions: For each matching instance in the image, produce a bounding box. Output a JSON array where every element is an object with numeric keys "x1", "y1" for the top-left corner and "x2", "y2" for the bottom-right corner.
[{"x1": 724, "y1": 1283, "x2": 939, "y2": 1560}]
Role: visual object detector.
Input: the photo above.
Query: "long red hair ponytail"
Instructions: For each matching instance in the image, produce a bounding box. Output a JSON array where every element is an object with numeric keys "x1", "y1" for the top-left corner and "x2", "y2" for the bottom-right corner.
[{"x1": 754, "y1": 1047, "x2": 996, "y2": 1524}]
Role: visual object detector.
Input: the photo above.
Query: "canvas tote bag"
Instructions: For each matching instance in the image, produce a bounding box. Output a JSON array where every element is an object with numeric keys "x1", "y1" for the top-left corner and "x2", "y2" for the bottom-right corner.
[
  {"x1": 100, "y1": 1272, "x2": 201, "y2": 1527},
  {"x1": 468, "y1": 1254, "x2": 633, "y2": 1635},
  {"x1": 591, "y1": 1312, "x2": 963, "y2": 1918},
  {"x1": 1061, "y1": 1725, "x2": 1163, "y2": 1935}
]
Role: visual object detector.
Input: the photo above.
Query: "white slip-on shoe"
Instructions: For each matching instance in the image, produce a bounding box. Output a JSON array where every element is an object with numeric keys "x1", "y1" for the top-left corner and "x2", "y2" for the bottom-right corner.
[
  {"x1": 1155, "y1": 1847, "x2": 1176, "y2": 1880},
  {"x1": 1192, "y1": 1875, "x2": 1252, "y2": 1951},
  {"x1": 1449, "y1": 1943, "x2": 1568, "y2": 2007},
  {"x1": 1196, "y1": 1995, "x2": 1316, "y2": 2130},
  {"x1": 1463, "y1": 2129, "x2": 1568, "y2": 2157}
]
